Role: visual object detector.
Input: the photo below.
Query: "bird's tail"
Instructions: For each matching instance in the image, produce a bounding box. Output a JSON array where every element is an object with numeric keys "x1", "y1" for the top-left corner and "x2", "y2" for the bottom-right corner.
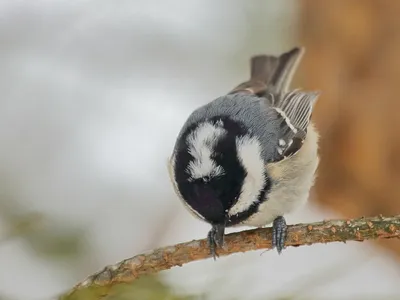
[{"x1": 230, "y1": 47, "x2": 304, "y2": 96}]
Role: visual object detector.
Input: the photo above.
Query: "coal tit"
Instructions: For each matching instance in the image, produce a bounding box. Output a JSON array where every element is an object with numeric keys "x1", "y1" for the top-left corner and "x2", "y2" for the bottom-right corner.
[{"x1": 168, "y1": 47, "x2": 319, "y2": 258}]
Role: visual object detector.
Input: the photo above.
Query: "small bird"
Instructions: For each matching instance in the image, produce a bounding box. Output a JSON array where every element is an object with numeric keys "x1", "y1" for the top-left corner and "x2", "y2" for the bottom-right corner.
[{"x1": 168, "y1": 47, "x2": 320, "y2": 259}]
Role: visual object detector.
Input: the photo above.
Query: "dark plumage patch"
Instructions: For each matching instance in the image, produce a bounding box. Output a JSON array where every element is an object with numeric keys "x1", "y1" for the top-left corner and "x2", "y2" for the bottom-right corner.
[
  {"x1": 174, "y1": 116, "x2": 250, "y2": 225},
  {"x1": 226, "y1": 171, "x2": 272, "y2": 226},
  {"x1": 283, "y1": 136, "x2": 304, "y2": 158}
]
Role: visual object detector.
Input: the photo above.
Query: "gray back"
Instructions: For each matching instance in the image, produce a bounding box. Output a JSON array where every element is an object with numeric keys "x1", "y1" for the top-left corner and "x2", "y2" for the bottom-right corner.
[{"x1": 174, "y1": 92, "x2": 280, "y2": 162}]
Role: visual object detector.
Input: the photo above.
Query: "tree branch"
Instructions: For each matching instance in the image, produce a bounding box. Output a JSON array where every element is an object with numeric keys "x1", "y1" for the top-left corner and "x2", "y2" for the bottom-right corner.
[{"x1": 61, "y1": 214, "x2": 400, "y2": 299}]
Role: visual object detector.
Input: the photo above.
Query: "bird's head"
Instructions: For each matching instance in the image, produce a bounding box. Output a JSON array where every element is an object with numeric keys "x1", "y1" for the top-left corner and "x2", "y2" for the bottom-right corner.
[{"x1": 169, "y1": 116, "x2": 269, "y2": 227}]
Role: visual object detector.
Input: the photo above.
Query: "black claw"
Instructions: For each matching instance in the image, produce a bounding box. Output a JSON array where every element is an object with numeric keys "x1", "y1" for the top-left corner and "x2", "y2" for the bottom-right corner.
[
  {"x1": 207, "y1": 224, "x2": 225, "y2": 260},
  {"x1": 272, "y1": 216, "x2": 287, "y2": 254}
]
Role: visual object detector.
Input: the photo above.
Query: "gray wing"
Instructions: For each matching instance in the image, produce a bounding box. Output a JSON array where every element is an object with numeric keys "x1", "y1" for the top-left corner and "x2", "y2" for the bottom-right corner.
[
  {"x1": 230, "y1": 47, "x2": 320, "y2": 160},
  {"x1": 272, "y1": 90, "x2": 319, "y2": 159}
]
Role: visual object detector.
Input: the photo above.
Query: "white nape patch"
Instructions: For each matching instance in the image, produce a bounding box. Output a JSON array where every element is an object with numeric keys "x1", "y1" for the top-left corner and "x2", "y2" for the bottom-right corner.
[
  {"x1": 228, "y1": 136, "x2": 265, "y2": 216},
  {"x1": 186, "y1": 122, "x2": 226, "y2": 180}
]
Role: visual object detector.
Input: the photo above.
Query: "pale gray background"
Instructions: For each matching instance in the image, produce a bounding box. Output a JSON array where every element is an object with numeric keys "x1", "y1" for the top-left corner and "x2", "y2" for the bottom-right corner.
[{"x1": 0, "y1": 1, "x2": 399, "y2": 299}]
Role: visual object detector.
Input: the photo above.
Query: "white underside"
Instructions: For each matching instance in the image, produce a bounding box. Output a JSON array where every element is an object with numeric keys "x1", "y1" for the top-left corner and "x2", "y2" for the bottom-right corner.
[{"x1": 240, "y1": 123, "x2": 320, "y2": 227}]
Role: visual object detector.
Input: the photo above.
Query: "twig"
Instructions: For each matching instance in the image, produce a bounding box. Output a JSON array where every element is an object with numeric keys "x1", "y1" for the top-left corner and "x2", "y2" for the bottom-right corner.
[{"x1": 60, "y1": 214, "x2": 400, "y2": 299}]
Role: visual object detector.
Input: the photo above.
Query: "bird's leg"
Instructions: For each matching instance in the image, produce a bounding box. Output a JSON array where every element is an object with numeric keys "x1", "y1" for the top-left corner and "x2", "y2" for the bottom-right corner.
[
  {"x1": 207, "y1": 224, "x2": 225, "y2": 260},
  {"x1": 272, "y1": 216, "x2": 287, "y2": 254}
]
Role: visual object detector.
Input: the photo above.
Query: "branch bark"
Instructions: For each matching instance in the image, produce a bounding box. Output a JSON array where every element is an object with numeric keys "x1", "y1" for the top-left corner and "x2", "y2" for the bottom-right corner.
[{"x1": 61, "y1": 214, "x2": 400, "y2": 300}]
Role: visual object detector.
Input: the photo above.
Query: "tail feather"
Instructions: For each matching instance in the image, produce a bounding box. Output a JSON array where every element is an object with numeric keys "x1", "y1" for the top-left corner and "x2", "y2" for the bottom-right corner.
[
  {"x1": 268, "y1": 47, "x2": 304, "y2": 94},
  {"x1": 249, "y1": 55, "x2": 280, "y2": 85},
  {"x1": 229, "y1": 47, "x2": 320, "y2": 160},
  {"x1": 248, "y1": 47, "x2": 319, "y2": 135},
  {"x1": 230, "y1": 47, "x2": 304, "y2": 96}
]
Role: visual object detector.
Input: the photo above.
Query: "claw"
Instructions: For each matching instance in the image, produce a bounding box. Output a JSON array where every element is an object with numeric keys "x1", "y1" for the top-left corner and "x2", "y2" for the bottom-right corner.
[
  {"x1": 272, "y1": 216, "x2": 287, "y2": 254},
  {"x1": 207, "y1": 224, "x2": 225, "y2": 260}
]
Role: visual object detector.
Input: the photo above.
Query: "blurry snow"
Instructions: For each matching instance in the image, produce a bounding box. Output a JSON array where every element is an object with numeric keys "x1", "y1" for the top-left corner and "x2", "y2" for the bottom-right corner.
[{"x1": 0, "y1": 1, "x2": 399, "y2": 299}]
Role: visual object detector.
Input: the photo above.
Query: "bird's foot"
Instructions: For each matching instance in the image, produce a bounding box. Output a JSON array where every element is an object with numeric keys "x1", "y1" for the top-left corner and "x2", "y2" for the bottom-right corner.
[
  {"x1": 272, "y1": 216, "x2": 287, "y2": 254},
  {"x1": 207, "y1": 224, "x2": 225, "y2": 260}
]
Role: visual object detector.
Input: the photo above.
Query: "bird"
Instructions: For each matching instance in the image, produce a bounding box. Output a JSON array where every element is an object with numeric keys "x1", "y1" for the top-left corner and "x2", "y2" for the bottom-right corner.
[{"x1": 167, "y1": 47, "x2": 320, "y2": 259}]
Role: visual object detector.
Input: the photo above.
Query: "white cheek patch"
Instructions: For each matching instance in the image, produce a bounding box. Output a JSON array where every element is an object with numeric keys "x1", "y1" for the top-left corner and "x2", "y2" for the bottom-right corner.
[
  {"x1": 228, "y1": 136, "x2": 265, "y2": 216},
  {"x1": 186, "y1": 122, "x2": 226, "y2": 180}
]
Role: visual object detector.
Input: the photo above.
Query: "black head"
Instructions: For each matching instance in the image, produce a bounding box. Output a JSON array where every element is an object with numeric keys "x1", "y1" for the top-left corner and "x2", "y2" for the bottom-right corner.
[{"x1": 172, "y1": 116, "x2": 266, "y2": 226}]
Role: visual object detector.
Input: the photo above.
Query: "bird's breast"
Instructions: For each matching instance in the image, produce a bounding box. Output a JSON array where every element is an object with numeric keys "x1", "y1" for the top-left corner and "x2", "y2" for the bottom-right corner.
[{"x1": 240, "y1": 123, "x2": 319, "y2": 227}]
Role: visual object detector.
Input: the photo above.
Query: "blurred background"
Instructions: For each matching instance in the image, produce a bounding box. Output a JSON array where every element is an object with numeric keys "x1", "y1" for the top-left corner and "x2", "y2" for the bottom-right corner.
[{"x1": 0, "y1": 1, "x2": 400, "y2": 299}]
